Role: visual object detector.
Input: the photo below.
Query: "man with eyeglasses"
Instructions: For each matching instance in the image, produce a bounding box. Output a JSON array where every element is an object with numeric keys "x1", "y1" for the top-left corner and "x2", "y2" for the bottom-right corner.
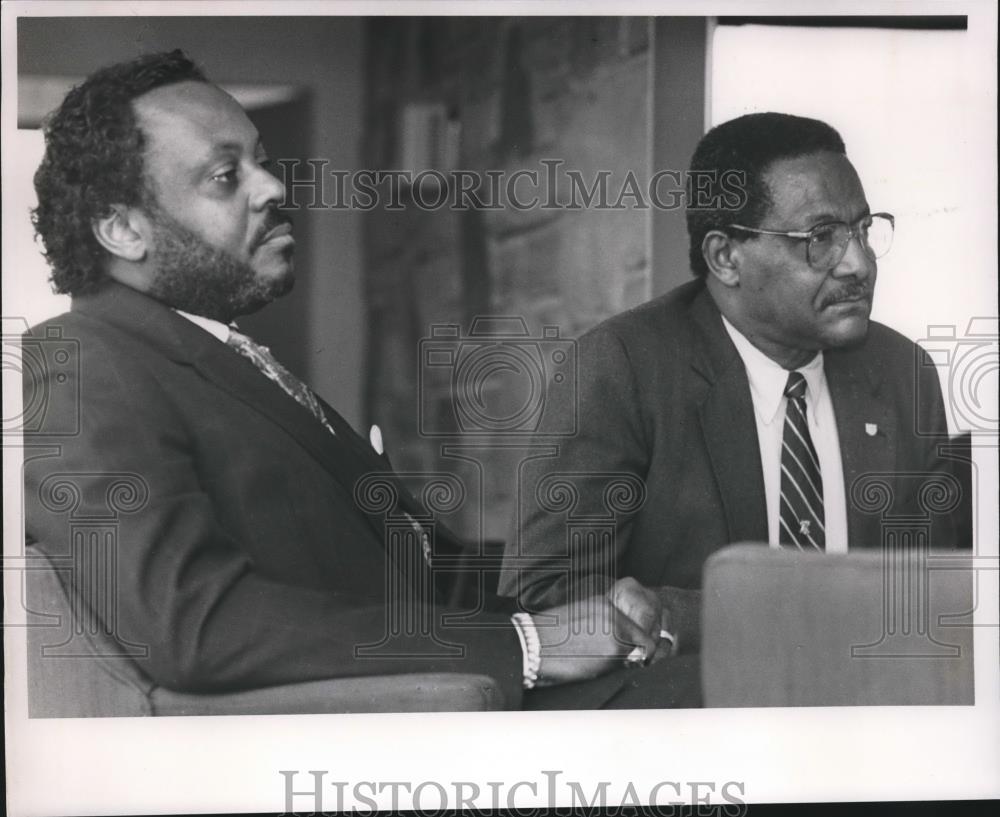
[{"x1": 501, "y1": 113, "x2": 959, "y2": 685}]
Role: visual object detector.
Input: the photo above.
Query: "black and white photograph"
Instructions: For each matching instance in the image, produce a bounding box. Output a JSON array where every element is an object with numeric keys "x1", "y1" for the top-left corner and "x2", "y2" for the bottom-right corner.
[{"x1": 3, "y1": 1, "x2": 997, "y2": 814}]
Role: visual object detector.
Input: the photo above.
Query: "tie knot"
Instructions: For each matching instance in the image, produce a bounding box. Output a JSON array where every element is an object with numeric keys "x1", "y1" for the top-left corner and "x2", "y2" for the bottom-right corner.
[
  {"x1": 784, "y1": 371, "x2": 807, "y2": 401},
  {"x1": 227, "y1": 328, "x2": 262, "y2": 353}
]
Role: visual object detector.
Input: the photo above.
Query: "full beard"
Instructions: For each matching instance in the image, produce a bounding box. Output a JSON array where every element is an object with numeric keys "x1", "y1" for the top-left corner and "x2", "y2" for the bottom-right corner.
[{"x1": 145, "y1": 207, "x2": 293, "y2": 323}]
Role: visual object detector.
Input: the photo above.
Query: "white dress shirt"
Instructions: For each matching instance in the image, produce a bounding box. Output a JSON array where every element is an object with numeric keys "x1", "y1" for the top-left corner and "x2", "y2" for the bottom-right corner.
[
  {"x1": 174, "y1": 309, "x2": 231, "y2": 344},
  {"x1": 721, "y1": 316, "x2": 848, "y2": 553}
]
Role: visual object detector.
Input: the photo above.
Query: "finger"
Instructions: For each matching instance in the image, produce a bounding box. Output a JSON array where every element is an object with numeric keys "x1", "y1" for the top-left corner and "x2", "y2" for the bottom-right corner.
[
  {"x1": 649, "y1": 639, "x2": 674, "y2": 664},
  {"x1": 612, "y1": 606, "x2": 658, "y2": 661},
  {"x1": 610, "y1": 578, "x2": 662, "y2": 636},
  {"x1": 658, "y1": 607, "x2": 680, "y2": 655},
  {"x1": 625, "y1": 644, "x2": 647, "y2": 666},
  {"x1": 609, "y1": 576, "x2": 647, "y2": 610},
  {"x1": 659, "y1": 605, "x2": 673, "y2": 635},
  {"x1": 608, "y1": 577, "x2": 638, "y2": 617},
  {"x1": 633, "y1": 628, "x2": 678, "y2": 666},
  {"x1": 617, "y1": 600, "x2": 657, "y2": 636},
  {"x1": 633, "y1": 589, "x2": 663, "y2": 637},
  {"x1": 658, "y1": 627, "x2": 678, "y2": 657}
]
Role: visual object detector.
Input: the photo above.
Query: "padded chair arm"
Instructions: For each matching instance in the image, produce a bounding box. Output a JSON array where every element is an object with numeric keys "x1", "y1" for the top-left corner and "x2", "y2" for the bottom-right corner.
[
  {"x1": 25, "y1": 545, "x2": 506, "y2": 716},
  {"x1": 150, "y1": 672, "x2": 506, "y2": 715}
]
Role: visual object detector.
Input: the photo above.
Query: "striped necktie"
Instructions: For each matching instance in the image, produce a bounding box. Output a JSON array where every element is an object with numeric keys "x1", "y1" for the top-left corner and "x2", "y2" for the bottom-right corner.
[
  {"x1": 226, "y1": 328, "x2": 336, "y2": 436},
  {"x1": 779, "y1": 371, "x2": 825, "y2": 551}
]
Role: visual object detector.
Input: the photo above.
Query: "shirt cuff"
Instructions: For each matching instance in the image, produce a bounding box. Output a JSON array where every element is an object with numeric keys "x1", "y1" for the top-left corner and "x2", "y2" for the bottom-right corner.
[{"x1": 510, "y1": 612, "x2": 541, "y2": 689}]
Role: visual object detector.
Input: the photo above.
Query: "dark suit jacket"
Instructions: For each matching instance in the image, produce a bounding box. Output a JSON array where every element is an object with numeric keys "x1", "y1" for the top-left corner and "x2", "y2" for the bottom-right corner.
[
  {"x1": 500, "y1": 279, "x2": 959, "y2": 609},
  {"x1": 23, "y1": 281, "x2": 527, "y2": 705}
]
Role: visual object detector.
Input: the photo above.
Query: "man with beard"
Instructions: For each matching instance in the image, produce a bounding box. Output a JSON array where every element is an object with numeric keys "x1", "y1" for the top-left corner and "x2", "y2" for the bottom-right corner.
[
  {"x1": 500, "y1": 112, "x2": 961, "y2": 657},
  {"x1": 24, "y1": 50, "x2": 694, "y2": 712}
]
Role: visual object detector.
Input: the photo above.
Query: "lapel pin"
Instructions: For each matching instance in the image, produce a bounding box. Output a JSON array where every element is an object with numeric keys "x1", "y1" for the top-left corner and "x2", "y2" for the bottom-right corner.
[
  {"x1": 865, "y1": 423, "x2": 878, "y2": 437},
  {"x1": 369, "y1": 424, "x2": 384, "y2": 455}
]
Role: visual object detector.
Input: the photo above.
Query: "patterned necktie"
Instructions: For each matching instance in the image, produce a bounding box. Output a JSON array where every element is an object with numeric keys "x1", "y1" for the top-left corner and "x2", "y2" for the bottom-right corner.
[
  {"x1": 779, "y1": 371, "x2": 825, "y2": 551},
  {"x1": 226, "y1": 328, "x2": 336, "y2": 436}
]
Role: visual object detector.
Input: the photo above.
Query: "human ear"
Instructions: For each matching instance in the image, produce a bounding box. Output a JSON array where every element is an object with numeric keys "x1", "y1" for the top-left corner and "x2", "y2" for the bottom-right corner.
[
  {"x1": 91, "y1": 206, "x2": 149, "y2": 263},
  {"x1": 702, "y1": 230, "x2": 741, "y2": 288}
]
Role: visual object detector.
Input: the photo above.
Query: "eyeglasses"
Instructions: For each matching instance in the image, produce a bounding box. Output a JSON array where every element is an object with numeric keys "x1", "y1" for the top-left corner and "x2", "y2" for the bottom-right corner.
[{"x1": 728, "y1": 212, "x2": 895, "y2": 271}]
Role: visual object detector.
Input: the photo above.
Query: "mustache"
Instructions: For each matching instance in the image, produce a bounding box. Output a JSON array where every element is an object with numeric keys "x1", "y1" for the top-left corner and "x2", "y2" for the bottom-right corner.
[
  {"x1": 252, "y1": 210, "x2": 293, "y2": 247},
  {"x1": 821, "y1": 283, "x2": 871, "y2": 309}
]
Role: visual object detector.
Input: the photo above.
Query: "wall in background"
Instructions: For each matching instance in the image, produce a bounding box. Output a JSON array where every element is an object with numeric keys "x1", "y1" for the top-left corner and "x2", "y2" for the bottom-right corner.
[
  {"x1": 711, "y1": 23, "x2": 995, "y2": 437},
  {"x1": 362, "y1": 17, "x2": 659, "y2": 540}
]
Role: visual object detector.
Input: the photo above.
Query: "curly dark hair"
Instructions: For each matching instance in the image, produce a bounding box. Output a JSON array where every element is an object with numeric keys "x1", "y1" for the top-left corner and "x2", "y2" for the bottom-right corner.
[
  {"x1": 686, "y1": 112, "x2": 846, "y2": 278},
  {"x1": 31, "y1": 50, "x2": 207, "y2": 295}
]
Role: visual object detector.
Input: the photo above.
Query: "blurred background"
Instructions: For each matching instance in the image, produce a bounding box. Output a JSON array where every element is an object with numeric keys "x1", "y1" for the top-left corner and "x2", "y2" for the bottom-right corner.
[{"x1": 9, "y1": 14, "x2": 995, "y2": 542}]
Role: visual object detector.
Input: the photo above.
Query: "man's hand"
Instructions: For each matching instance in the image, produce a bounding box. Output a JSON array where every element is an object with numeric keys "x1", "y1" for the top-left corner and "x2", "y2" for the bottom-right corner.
[
  {"x1": 609, "y1": 576, "x2": 679, "y2": 662},
  {"x1": 533, "y1": 583, "x2": 659, "y2": 686},
  {"x1": 608, "y1": 576, "x2": 666, "y2": 640},
  {"x1": 656, "y1": 586, "x2": 702, "y2": 655}
]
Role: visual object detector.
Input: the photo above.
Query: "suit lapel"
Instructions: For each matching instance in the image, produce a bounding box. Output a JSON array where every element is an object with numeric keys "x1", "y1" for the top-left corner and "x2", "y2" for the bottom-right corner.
[
  {"x1": 190, "y1": 337, "x2": 390, "y2": 496},
  {"x1": 311, "y1": 392, "x2": 439, "y2": 522},
  {"x1": 689, "y1": 290, "x2": 769, "y2": 544},
  {"x1": 72, "y1": 282, "x2": 397, "y2": 537},
  {"x1": 825, "y1": 347, "x2": 897, "y2": 549},
  {"x1": 73, "y1": 282, "x2": 449, "y2": 603},
  {"x1": 191, "y1": 329, "x2": 441, "y2": 554}
]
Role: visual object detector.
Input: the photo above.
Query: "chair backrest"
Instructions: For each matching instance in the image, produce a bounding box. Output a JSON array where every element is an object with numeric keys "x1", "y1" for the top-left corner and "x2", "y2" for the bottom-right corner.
[
  {"x1": 701, "y1": 544, "x2": 975, "y2": 707},
  {"x1": 25, "y1": 546, "x2": 155, "y2": 717}
]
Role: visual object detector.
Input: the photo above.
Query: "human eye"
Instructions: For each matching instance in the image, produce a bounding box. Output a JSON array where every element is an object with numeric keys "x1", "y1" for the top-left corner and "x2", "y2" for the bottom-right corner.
[
  {"x1": 210, "y1": 166, "x2": 238, "y2": 185},
  {"x1": 808, "y1": 223, "x2": 841, "y2": 251}
]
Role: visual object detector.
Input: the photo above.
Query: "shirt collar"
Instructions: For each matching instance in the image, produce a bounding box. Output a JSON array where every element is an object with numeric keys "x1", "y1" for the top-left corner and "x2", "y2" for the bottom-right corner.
[
  {"x1": 721, "y1": 315, "x2": 827, "y2": 426},
  {"x1": 173, "y1": 309, "x2": 232, "y2": 344}
]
